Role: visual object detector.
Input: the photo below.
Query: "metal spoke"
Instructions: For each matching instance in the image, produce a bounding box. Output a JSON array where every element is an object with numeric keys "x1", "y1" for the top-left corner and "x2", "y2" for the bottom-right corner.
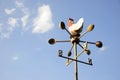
[
  {"x1": 60, "y1": 55, "x2": 92, "y2": 66},
  {"x1": 78, "y1": 43, "x2": 84, "y2": 49},
  {"x1": 56, "y1": 40, "x2": 71, "y2": 42},
  {"x1": 65, "y1": 28, "x2": 72, "y2": 36},
  {"x1": 66, "y1": 49, "x2": 85, "y2": 66},
  {"x1": 80, "y1": 40, "x2": 95, "y2": 44}
]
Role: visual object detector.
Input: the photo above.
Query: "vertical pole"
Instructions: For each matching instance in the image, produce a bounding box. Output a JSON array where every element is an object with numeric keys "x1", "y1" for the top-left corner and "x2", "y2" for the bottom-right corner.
[{"x1": 74, "y1": 42, "x2": 78, "y2": 80}]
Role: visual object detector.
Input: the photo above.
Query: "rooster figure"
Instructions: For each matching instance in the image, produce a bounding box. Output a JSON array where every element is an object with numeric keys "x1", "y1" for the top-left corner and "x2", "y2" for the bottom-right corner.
[{"x1": 68, "y1": 18, "x2": 84, "y2": 36}]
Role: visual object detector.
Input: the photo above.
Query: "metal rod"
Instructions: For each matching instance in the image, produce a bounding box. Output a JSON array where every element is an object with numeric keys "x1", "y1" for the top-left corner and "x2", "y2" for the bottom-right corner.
[
  {"x1": 74, "y1": 42, "x2": 78, "y2": 80},
  {"x1": 78, "y1": 43, "x2": 84, "y2": 49},
  {"x1": 67, "y1": 44, "x2": 74, "y2": 56},
  {"x1": 56, "y1": 40, "x2": 71, "y2": 42},
  {"x1": 65, "y1": 28, "x2": 72, "y2": 36},
  {"x1": 69, "y1": 44, "x2": 74, "y2": 52},
  {"x1": 80, "y1": 40, "x2": 95, "y2": 44},
  {"x1": 77, "y1": 49, "x2": 85, "y2": 58},
  {"x1": 66, "y1": 49, "x2": 85, "y2": 66},
  {"x1": 80, "y1": 31, "x2": 88, "y2": 38},
  {"x1": 60, "y1": 54, "x2": 92, "y2": 65}
]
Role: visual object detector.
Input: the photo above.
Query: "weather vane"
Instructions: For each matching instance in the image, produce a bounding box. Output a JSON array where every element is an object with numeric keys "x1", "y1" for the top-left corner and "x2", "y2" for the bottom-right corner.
[{"x1": 48, "y1": 18, "x2": 103, "y2": 80}]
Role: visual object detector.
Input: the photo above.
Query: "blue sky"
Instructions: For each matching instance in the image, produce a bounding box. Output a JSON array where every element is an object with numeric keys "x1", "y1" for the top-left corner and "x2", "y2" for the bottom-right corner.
[{"x1": 0, "y1": 0, "x2": 120, "y2": 80}]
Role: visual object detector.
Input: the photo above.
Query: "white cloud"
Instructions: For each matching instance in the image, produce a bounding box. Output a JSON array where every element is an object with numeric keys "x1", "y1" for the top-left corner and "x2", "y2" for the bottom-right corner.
[
  {"x1": 0, "y1": 23, "x2": 3, "y2": 31},
  {"x1": 0, "y1": 23, "x2": 10, "y2": 39},
  {"x1": 32, "y1": 5, "x2": 54, "y2": 33},
  {"x1": 15, "y1": 1, "x2": 28, "y2": 14},
  {"x1": 21, "y1": 14, "x2": 29, "y2": 28},
  {"x1": 8, "y1": 17, "x2": 18, "y2": 30},
  {"x1": 0, "y1": 18, "x2": 18, "y2": 39},
  {"x1": 15, "y1": 0, "x2": 30, "y2": 29},
  {"x1": 0, "y1": 1, "x2": 30, "y2": 39},
  {"x1": 1, "y1": 2, "x2": 54, "y2": 39},
  {"x1": 4, "y1": 8, "x2": 16, "y2": 15},
  {"x1": 12, "y1": 56, "x2": 19, "y2": 61},
  {"x1": 0, "y1": 32, "x2": 10, "y2": 39},
  {"x1": 15, "y1": 1, "x2": 24, "y2": 8},
  {"x1": 99, "y1": 46, "x2": 108, "y2": 52}
]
